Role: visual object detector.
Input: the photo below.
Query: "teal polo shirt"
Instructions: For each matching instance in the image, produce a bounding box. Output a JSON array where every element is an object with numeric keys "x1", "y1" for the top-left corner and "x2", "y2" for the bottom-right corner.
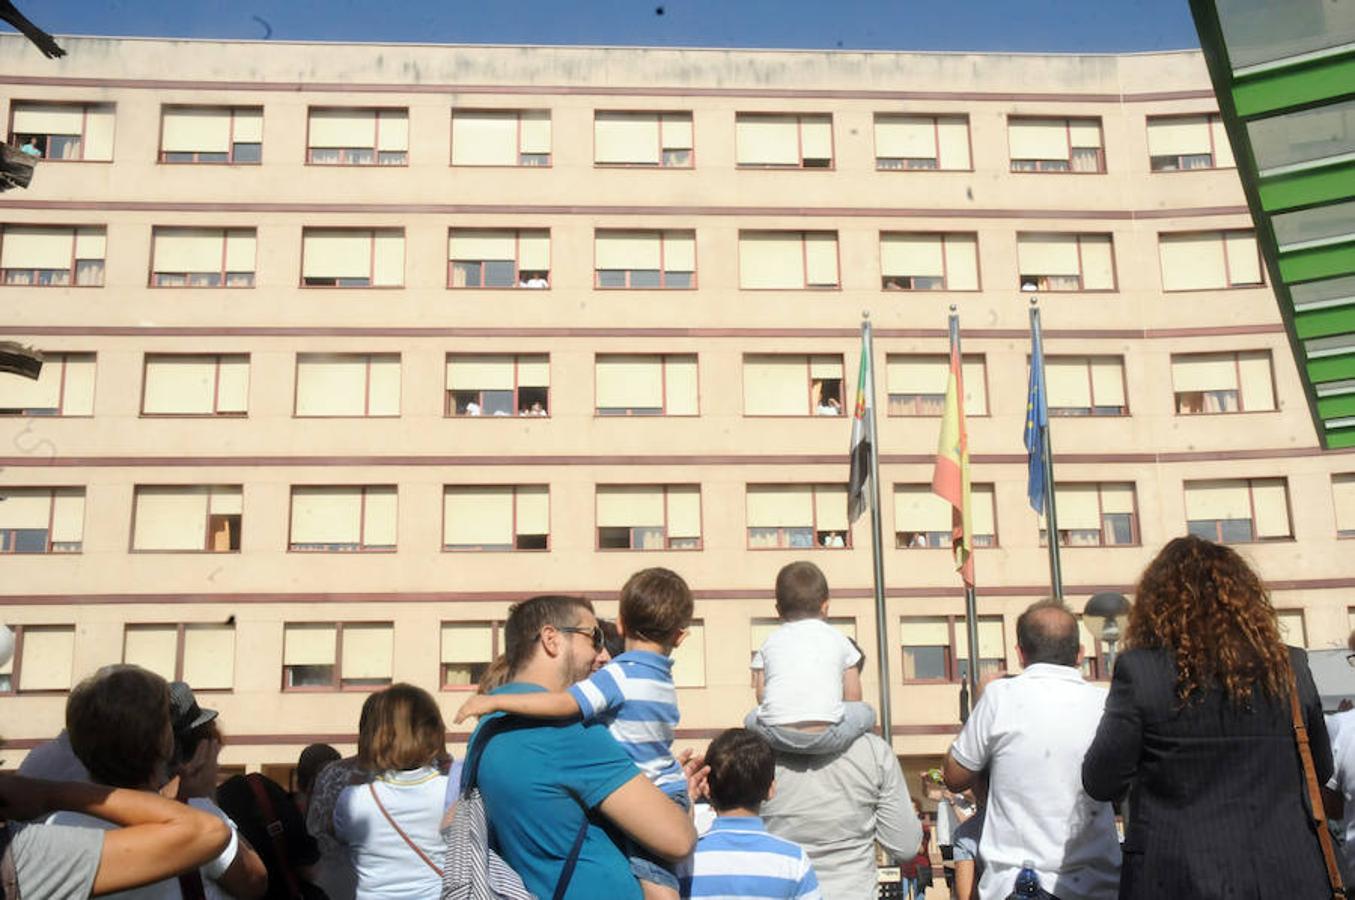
[{"x1": 467, "y1": 682, "x2": 643, "y2": 900}]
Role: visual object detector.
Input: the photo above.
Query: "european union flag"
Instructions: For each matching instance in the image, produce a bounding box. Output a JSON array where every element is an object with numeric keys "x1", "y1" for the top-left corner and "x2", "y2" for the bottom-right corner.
[{"x1": 1025, "y1": 329, "x2": 1048, "y2": 514}]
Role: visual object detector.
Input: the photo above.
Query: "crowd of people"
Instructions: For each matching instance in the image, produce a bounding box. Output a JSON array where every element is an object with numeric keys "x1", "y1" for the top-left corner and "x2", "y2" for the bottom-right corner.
[{"x1": 0, "y1": 534, "x2": 1348, "y2": 899}]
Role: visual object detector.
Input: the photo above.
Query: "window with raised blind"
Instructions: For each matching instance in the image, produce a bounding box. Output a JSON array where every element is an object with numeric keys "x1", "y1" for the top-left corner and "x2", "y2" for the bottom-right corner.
[
  {"x1": 880, "y1": 233, "x2": 979, "y2": 291},
  {"x1": 282, "y1": 622, "x2": 393, "y2": 690},
  {"x1": 123, "y1": 623, "x2": 235, "y2": 690},
  {"x1": 744, "y1": 354, "x2": 845, "y2": 416},
  {"x1": 1171, "y1": 351, "x2": 1275, "y2": 414},
  {"x1": 452, "y1": 109, "x2": 550, "y2": 166},
  {"x1": 142, "y1": 354, "x2": 248, "y2": 416},
  {"x1": 739, "y1": 231, "x2": 839, "y2": 290},
  {"x1": 1009, "y1": 117, "x2": 1104, "y2": 173},
  {"x1": 445, "y1": 354, "x2": 549, "y2": 417},
  {"x1": 893, "y1": 483, "x2": 996, "y2": 548},
  {"x1": 885, "y1": 354, "x2": 986, "y2": 417},
  {"x1": 132, "y1": 485, "x2": 242, "y2": 552},
  {"x1": 900, "y1": 615, "x2": 1006, "y2": 682},
  {"x1": 301, "y1": 228, "x2": 403, "y2": 287},
  {"x1": 595, "y1": 354, "x2": 698, "y2": 416},
  {"x1": 1147, "y1": 114, "x2": 1233, "y2": 172},
  {"x1": 448, "y1": 229, "x2": 550, "y2": 288},
  {"x1": 1038, "y1": 483, "x2": 1139, "y2": 547},
  {"x1": 295, "y1": 353, "x2": 400, "y2": 417},
  {"x1": 1044, "y1": 356, "x2": 1127, "y2": 416},
  {"x1": 1158, "y1": 230, "x2": 1263, "y2": 291},
  {"x1": 1185, "y1": 477, "x2": 1292, "y2": 544},
  {"x1": 874, "y1": 114, "x2": 971, "y2": 171},
  {"x1": 594, "y1": 111, "x2": 693, "y2": 167},
  {"x1": 307, "y1": 108, "x2": 407, "y2": 165},
  {"x1": 159, "y1": 106, "x2": 262, "y2": 164},
  {"x1": 596, "y1": 485, "x2": 701, "y2": 550},
  {"x1": 0, "y1": 225, "x2": 105, "y2": 286},
  {"x1": 736, "y1": 113, "x2": 833, "y2": 168},
  {"x1": 441, "y1": 621, "x2": 500, "y2": 689},
  {"x1": 0, "y1": 352, "x2": 94, "y2": 416},
  {"x1": 0, "y1": 625, "x2": 76, "y2": 693},
  {"x1": 1016, "y1": 233, "x2": 1115, "y2": 292},
  {"x1": 151, "y1": 228, "x2": 255, "y2": 287},
  {"x1": 746, "y1": 483, "x2": 849, "y2": 549},
  {"x1": 10, "y1": 102, "x2": 114, "y2": 161},
  {"x1": 595, "y1": 230, "x2": 695, "y2": 288},
  {"x1": 1336, "y1": 475, "x2": 1355, "y2": 538},
  {"x1": 289, "y1": 486, "x2": 397, "y2": 552},
  {"x1": 0, "y1": 487, "x2": 83, "y2": 554},
  {"x1": 443, "y1": 485, "x2": 549, "y2": 551}
]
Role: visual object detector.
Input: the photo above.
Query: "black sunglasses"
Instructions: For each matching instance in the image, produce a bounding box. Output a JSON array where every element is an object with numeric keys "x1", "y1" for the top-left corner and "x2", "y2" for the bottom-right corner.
[{"x1": 557, "y1": 624, "x2": 605, "y2": 652}]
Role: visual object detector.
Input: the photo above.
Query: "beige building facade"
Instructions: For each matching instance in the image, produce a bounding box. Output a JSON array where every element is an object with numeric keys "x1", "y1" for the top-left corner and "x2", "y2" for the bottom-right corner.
[{"x1": 1, "y1": 36, "x2": 1353, "y2": 786}]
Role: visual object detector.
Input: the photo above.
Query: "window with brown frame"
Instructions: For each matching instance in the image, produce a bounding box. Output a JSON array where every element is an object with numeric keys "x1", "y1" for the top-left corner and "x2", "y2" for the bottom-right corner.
[
  {"x1": 746, "y1": 483, "x2": 849, "y2": 550},
  {"x1": 0, "y1": 487, "x2": 83, "y2": 554},
  {"x1": 743, "y1": 354, "x2": 845, "y2": 416},
  {"x1": 1158, "y1": 230, "x2": 1263, "y2": 291},
  {"x1": 441, "y1": 621, "x2": 501, "y2": 689},
  {"x1": 289, "y1": 486, "x2": 396, "y2": 552},
  {"x1": 282, "y1": 622, "x2": 393, "y2": 690},
  {"x1": 899, "y1": 616, "x2": 1006, "y2": 683},
  {"x1": 880, "y1": 232, "x2": 979, "y2": 291},
  {"x1": 1009, "y1": 116, "x2": 1104, "y2": 173},
  {"x1": 159, "y1": 106, "x2": 262, "y2": 164},
  {"x1": 10, "y1": 102, "x2": 114, "y2": 161},
  {"x1": 445, "y1": 354, "x2": 549, "y2": 417},
  {"x1": 142, "y1": 354, "x2": 249, "y2": 416},
  {"x1": 874, "y1": 114, "x2": 970, "y2": 170},
  {"x1": 595, "y1": 354, "x2": 699, "y2": 416},
  {"x1": 671, "y1": 621, "x2": 706, "y2": 687},
  {"x1": 596, "y1": 485, "x2": 701, "y2": 550},
  {"x1": 0, "y1": 225, "x2": 105, "y2": 286},
  {"x1": 0, "y1": 625, "x2": 76, "y2": 693},
  {"x1": 595, "y1": 230, "x2": 695, "y2": 288},
  {"x1": 123, "y1": 623, "x2": 236, "y2": 690},
  {"x1": 306, "y1": 108, "x2": 407, "y2": 165},
  {"x1": 1038, "y1": 483, "x2": 1139, "y2": 548},
  {"x1": 295, "y1": 354, "x2": 400, "y2": 417},
  {"x1": 893, "y1": 484, "x2": 996, "y2": 549},
  {"x1": 443, "y1": 485, "x2": 549, "y2": 551},
  {"x1": 1146, "y1": 113, "x2": 1233, "y2": 172},
  {"x1": 132, "y1": 485, "x2": 242, "y2": 552},
  {"x1": 301, "y1": 228, "x2": 404, "y2": 287},
  {"x1": 448, "y1": 229, "x2": 550, "y2": 288},
  {"x1": 151, "y1": 227, "x2": 256, "y2": 287},
  {"x1": 594, "y1": 111, "x2": 693, "y2": 167},
  {"x1": 1171, "y1": 351, "x2": 1275, "y2": 414},
  {"x1": 736, "y1": 113, "x2": 832, "y2": 168},
  {"x1": 0, "y1": 352, "x2": 95, "y2": 416},
  {"x1": 739, "y1": 230, "x2": 839, "y2": 289},
  {"x1": 452, "y1": 109, "x2": 550, "y2": 166},
  {"x1": 885, "y1": 354, "x2": 987, "y2": 417},
  {"x1": 1044, "y1": 355, "x2": 1127, "y2": 416},
  {"x1": 1184, "y1": 477, "x2": 1292, "y2": 544},
  {"x1": 1276, "y1": 609, "x2": 1308, "y2": 648},
  {"x1": 1335, "y1": 475, "x2": 1355, "y2": 539},
  {"x1": 1016, "y1": 232, "x2": 1115, "y2": 292}
]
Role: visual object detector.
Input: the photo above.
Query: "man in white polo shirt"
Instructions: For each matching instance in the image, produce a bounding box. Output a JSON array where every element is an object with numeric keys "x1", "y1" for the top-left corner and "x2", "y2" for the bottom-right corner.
[{"x1": 942, "y1": 600, "x2": 1120, "y2": 900}]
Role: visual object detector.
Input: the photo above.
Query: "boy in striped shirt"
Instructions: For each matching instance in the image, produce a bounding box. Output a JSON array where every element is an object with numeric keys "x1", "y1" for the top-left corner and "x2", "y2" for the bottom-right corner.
[
  {"x1": 678, "y1": 728, "x2": 821, "y2": 900},
  {"x1": 456, "y1": 567, "x2": 693, "y2": 900}
]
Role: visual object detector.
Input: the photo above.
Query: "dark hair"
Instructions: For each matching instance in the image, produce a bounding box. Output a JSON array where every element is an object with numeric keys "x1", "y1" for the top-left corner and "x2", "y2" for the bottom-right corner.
[
  {"x1": 67, "y1": 665, "x2": 172, "y2": 788},
  {"x1": 775, "y1": 561, "x2": 829, "y2": 621},
  {"x1": 296, "y1": 743, "x2": 341, "y2": 794},
  {"x1": 476, "y1": 654, "x2": 512, "y2": 694},
  {"x1": 1127, "y1": 535, "x2": 1290, "y2": 706},
  {"x1": 357, "y1": 683, "x2": 448, "y2": 773},
  {"x1": 174, "y1": 719, "x2": 223, "y2": 770},
  {"x1": 598, "y1": 620, "x2": 626, "y2": 660},
  {"x1": 1015, "y1": 600, "x2": 1080, "y2": 667},
  {"x1": 705, "y1": 728, "x2": 775, "y2": 812},
  {"x1": 620, "y1": 567, "x2": 693, "y2": 648},
  {"x1": 503, "y1": 595, "x2": 595, "y2": 675}
]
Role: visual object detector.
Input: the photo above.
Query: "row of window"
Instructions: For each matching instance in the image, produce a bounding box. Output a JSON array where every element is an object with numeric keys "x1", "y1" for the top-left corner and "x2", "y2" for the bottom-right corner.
[
  {"x1": 0, "y1": 224, "x2": 1268, "y2": 294},
  {"x1": 3, "y1": 474, "x2": 1351, "y2": 556},
  {"x1": 9, "y1": 101, "x2": 1239, "y2": 175},
  {"x1": 1, "y1": 349, "x2": 1281, "y2": 420},
  {"x1": 0, "y1": 604, "x2": 1317, "y2": 695}
]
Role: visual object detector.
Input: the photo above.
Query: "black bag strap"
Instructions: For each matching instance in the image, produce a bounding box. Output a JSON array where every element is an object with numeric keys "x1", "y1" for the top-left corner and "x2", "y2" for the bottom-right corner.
[{"x1": 466, "y1": 714, "x2": 593, "y2": 900}]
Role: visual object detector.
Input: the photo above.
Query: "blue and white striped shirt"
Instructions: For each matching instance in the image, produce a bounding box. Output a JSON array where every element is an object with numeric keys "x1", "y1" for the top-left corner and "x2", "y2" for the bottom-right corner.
[
  {"x1": 677, "y1": 816, "x2": 822, "y2": 900},
  {"x1": 567, "y1": 650, "x2": 685, "y2": 797}
]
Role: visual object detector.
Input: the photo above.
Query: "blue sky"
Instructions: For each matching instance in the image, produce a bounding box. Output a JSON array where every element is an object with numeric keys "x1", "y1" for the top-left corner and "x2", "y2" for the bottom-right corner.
[{"x1": 23, "y1": 0, "x2": 1200, "y2": 53}]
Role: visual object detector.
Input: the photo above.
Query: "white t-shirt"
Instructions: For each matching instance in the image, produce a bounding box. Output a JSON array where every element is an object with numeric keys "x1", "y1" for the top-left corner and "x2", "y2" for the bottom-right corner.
[
  {"x1": 49, "y1": 797, "x2": 240, "y2": 899},
  {"x1": 751, "y1": 618, "x2": 861, "y2": 726},
  {"x1": 333, "y1": 765, "x2": 448, "y2": 900},
  {"x1": 1326, "y1": 708, "x2": 1355, "y2": 884},
  {"x1": 949, "y1": 663, "x2": 1120, "y2": 900}
]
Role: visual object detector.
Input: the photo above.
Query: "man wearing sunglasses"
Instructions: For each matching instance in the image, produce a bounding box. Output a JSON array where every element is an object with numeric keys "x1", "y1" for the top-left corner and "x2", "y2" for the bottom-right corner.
[{"x1": 462, "y1": 594, "x2": 696, "y2": 900}]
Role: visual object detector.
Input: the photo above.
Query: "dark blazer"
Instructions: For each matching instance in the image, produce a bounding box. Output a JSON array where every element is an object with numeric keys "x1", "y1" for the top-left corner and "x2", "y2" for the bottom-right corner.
[{"x1": 1082, "y1": 646, "x2": 1332, "y2": 899}]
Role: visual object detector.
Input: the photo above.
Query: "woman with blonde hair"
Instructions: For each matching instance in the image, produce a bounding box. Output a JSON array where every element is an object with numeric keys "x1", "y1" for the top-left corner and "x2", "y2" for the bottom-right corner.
[
  {"x1": 334, "y1": 684, "x2": 450, "y2": 900},
  {"x1": 1082, "y1": 535, "x2": 1336, "y2": 898}
]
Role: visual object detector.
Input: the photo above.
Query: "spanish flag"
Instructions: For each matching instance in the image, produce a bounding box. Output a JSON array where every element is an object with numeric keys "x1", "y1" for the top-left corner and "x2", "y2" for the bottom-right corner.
[{"x1": 931, "y1": 314, "x2": 974, "y2": 587}]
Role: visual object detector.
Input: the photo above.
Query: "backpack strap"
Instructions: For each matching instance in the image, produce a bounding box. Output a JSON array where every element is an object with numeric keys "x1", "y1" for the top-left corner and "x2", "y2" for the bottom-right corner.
[
  {"x1": 550, "y1": 815, "x2": 590, "y2": 900},
  {"x1": 245, "y1": 773, "x2": 304, "y2": 900}
]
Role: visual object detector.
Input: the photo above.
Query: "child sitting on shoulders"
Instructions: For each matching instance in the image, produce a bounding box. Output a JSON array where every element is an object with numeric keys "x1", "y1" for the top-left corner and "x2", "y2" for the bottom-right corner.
[
  {"x1": 677, "y1": 728, "x2": 821, "y2": 899},
  {"x1": 456, "y1": 567, "x2": 692, "y2": 900},
  {"x1": 746, "y1": 560, "x2": 875, "y2": 755}
]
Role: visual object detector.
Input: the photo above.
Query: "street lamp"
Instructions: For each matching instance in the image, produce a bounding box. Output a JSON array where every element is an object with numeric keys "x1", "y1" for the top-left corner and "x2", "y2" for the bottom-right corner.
[{"x1": 1083, "y1": 592, "x2": 1131, "y2": 677}]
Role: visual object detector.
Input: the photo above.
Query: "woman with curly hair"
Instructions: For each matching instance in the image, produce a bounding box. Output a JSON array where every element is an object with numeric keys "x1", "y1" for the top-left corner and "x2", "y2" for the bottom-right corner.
[{"x1": 1082, "y1": 535, "x2": 1337, "y2": 898}]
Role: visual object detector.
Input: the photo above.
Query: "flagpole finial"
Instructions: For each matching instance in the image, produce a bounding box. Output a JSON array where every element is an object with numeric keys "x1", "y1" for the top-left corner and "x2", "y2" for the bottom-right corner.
[
  {"x1": 862, "y1": 309, "x2": 871, "y2": 320},
  {"x1": 1029, "y1": 296, "x2": 1039, "y2": 307},
  {"x1": 948, "y1": 304, "x2": 957, "y2": 313}
]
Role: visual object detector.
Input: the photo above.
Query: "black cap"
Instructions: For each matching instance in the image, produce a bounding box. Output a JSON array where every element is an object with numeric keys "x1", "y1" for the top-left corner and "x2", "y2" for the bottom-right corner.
[{"x1": 169, "y1": 680, "x2": 218, "y2": 738}]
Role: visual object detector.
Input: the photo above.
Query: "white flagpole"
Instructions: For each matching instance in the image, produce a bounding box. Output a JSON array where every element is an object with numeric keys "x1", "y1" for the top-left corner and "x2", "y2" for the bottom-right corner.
[{"x1": 862, "y1": 312, "x2": 892, "y2": 743}]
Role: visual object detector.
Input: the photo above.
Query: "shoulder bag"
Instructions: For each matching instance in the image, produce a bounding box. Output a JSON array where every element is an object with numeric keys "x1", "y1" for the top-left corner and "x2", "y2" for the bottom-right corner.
[{"x1": 1289, "y1": 671, "x2": 1345, "y2": 900}]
